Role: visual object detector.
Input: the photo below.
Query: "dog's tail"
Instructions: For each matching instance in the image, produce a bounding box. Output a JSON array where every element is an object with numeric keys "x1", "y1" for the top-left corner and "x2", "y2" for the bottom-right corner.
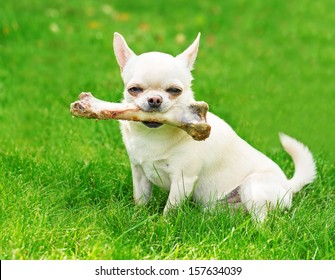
[{"x1": 279, "y1": 133, "x2": 316, "y2": 194}]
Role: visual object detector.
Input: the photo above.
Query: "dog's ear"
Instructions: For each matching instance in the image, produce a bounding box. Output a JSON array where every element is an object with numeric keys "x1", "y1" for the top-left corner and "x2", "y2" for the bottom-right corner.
[
  {"x1": 176, "y1": 33, "x2": 201, "y2": 70},
  {"x1": 113, "y1": 32, "x2": 136, "y2": 71}
]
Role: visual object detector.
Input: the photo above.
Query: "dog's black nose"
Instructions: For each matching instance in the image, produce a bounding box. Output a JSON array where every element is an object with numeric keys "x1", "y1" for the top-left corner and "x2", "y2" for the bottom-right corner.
[{"x1": 147, "y1": 95, "x2": 162, "y2": 109}]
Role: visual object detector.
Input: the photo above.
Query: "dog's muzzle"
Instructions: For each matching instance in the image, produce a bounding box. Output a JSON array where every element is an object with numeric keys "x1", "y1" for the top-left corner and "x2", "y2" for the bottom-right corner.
[{"x1": 141, "y1": 95, "x2": 164, "y2": 128}]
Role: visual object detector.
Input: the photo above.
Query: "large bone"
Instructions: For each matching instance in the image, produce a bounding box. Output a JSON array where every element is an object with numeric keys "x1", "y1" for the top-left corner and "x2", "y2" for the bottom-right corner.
[{"x1": 70, "y1": 92, "x2": 211, "y2": 141}]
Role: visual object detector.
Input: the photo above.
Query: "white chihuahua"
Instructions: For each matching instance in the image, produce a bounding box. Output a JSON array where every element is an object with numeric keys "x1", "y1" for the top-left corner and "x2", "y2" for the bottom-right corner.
[{"x1": 113, "y1": 32, "x2": 316, "y2": 221}]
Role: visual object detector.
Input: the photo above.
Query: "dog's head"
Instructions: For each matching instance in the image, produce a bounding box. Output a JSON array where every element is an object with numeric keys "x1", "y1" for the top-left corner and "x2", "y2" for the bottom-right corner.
[{"x1": 113, "y1": 33, "x2": 200, "y2": 128}]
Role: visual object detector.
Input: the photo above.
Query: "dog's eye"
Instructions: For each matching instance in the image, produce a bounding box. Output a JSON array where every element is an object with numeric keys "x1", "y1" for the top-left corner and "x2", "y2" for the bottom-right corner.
[
  {"x1": 128, "y1": 87, "x2": 143, "y2": 95},
  {"x1": 166, "y1": 87, "x2": 182, "y2": 96}
]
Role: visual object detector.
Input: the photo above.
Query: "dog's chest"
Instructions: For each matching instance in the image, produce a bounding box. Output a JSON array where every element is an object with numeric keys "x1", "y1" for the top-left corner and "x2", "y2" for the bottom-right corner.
[
  {"x1": 141, "y1": 159, "x2": 171, "y2": 190},
  {"x1": 121, "y1": 122, "x2": 189, "y2": 189},
  {"x1": 132, "y1": 149, "x2": 172, "y2": 189},
  {"x1": 123, "y1": 132, "x2": 176, "y2": 189}
]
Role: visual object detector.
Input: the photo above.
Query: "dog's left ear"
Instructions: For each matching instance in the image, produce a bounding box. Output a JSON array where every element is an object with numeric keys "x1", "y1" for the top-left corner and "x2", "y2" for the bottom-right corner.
[
  {"x1": 176, "y1": 33, "x2": 201, "y2": 70},
  {"x1": 113, "y1": 32, "x2": 136, "y2": 71}
]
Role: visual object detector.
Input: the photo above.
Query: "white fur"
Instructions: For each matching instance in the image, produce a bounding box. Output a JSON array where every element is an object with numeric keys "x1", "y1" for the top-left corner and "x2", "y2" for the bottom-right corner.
[{"x1": 113, "y1": 32, "x2": 317, "y2": 222}]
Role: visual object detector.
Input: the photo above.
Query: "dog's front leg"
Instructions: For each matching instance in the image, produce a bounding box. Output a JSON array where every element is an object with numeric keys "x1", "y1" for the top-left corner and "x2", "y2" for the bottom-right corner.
[
  {"x1": 131, "y1": 163, "x2": 152, "y2": 205},
  {"x1": 163, "y1": 175, "x2": 198, "y2": 214}
]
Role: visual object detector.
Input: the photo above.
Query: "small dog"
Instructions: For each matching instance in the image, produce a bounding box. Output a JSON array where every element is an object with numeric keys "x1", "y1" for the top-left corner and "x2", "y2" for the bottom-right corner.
[{"x1": 113, "y1": 32, "x2": 316, "y2": 221}]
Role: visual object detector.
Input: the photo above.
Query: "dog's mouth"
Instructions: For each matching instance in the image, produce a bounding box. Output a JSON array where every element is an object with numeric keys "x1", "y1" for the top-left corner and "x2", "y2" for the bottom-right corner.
[{"x1": 142, "y1": 121, "x2": 163, "y2": 128}]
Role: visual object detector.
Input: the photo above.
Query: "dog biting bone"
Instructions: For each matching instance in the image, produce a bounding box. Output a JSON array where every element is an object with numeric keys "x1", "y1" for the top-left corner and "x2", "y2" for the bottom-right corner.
[{"x1": 70, "y1": 92, "x2": 211, "y2": 141}]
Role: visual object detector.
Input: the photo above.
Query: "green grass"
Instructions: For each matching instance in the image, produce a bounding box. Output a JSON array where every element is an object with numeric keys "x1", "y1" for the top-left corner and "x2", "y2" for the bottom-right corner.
[{"x1": 1, "y1": 0, "x2": 334, "y2": 259}]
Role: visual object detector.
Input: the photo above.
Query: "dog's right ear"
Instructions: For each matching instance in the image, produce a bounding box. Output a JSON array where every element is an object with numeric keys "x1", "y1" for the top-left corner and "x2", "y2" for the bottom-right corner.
[
  {"x1": 176, "y1": 33, "x2": 201, "y2": 70},
  {"x1": 113, "y1": 32, "x2": 136, "y2": 71}
]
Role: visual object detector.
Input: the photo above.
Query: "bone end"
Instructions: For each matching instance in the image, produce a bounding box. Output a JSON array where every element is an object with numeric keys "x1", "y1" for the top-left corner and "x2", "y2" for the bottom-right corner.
[
  {"x1": 79, "y1": 92, "x2": 93, "y2": 100},
  {"x1": 189, "y1": 101, "x2": 209, "y2": 121},
  {"x1": 70, "y1": 92, "x2": 93, "y2": 117},
  {"x1": 182, "y1": 122, "x2": 211, "y2": 141}
]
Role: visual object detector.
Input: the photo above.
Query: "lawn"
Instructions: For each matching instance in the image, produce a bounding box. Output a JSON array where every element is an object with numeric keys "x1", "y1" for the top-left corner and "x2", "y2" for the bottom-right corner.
[{"x1": 0, "y1": 0, "x2": 334, "y2": 259}]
